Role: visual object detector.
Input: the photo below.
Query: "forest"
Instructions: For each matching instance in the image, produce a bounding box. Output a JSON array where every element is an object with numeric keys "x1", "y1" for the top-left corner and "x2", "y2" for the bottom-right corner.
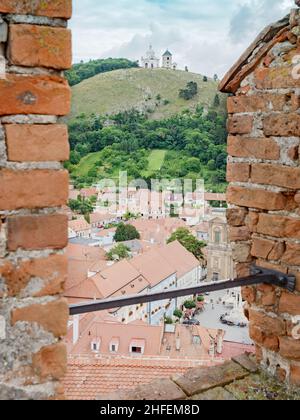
[
  {"x1": 66, "y1": 105, "x2": 228, "y2": 192},
  {"x1": 65, "y1": 58, "x2": 139, "y2": 86}
]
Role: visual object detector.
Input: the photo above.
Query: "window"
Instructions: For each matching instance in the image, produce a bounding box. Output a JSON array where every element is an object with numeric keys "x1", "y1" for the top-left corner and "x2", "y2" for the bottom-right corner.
[
  {"x1": 111, "y1": 345, "x2": 116, "y2": 352},
  {"x1": 213, "y1": 273, "x2": 219, "y2": 282},
  {"x1": 214, "y1": 229, "x2": 221, "y2": 244},
  {"x1": 131, "y1": 346, "x2": 142, "y2": 354}
]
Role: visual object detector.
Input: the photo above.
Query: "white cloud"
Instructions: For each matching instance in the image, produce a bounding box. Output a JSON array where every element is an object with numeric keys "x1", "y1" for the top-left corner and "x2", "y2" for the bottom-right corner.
[{"x1": 70, "y1": 0, "x2": 295, "y2": 77}]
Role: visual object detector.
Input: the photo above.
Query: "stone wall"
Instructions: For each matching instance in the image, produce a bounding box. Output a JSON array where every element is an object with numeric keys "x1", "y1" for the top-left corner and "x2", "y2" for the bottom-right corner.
[
  {"x1": 220, "y1": 7, "x2": 300, "y2": 386},
  {"x1": 0, "y1": 0, "x2": 72, "y2": 400}
]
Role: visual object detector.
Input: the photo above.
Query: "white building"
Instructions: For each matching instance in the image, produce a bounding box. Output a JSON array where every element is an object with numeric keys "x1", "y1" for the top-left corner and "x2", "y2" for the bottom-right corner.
[
  {"x1": 162, "y1": 49, "x2": 177, "y2": 70},
  {"x1": 141, "y1": 45, "x2": 160, "y2": 69}
]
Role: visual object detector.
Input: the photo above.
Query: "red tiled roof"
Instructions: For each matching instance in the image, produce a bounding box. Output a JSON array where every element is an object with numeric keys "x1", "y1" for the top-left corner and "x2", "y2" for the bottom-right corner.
[{"x1": 64, "y1": 357, "x2": 218, "y2": 400}]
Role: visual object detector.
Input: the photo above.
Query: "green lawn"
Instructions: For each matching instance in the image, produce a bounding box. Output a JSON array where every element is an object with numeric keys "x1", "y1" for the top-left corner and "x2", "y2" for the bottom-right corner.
[
  {"x1": 147, "y1": 149, "x2": 166, "y2": 172},
  {"x1": 73, "y1": 151, "x2": 102, "y2": 177}
]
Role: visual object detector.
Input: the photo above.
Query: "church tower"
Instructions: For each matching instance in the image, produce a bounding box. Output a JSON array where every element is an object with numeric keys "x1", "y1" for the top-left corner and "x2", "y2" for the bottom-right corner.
[
  {"x1": 141, "y1": 45, "x2": 160, "y2": 69},
  {"x1": 162, "y1": 50, "x2": 177, "y2": 70}
]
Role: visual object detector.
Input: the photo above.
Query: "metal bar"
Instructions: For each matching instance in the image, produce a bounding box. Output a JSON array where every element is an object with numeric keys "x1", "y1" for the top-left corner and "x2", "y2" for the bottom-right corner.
[{"x1": 69, "y1": 267, "x2": 296, "y2": 316}]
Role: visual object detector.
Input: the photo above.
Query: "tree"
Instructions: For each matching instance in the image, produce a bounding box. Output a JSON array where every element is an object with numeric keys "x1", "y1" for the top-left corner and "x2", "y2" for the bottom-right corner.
[
  {"x1": 179, "y1": 81, "x2": 198, "y2": 100},
  {"x1": 114, "y1": 223, "x2": 140, "y2": 242},
  {"x1": 203, "y1": 76, "x2": 208, "y2": 82},
  {"x1": 106, "y1": 244, "x2": 130, "y2": 261},
  {"x1": 213, "y1": 94, "x2": 220, "y2": 107},
  {"x1": 167, "y1": 228, "x2": 206, "y2": 260},
  {"x1": 184, "y1": 300, "x2": 196, "y2": 309},
  {"x1": 174, "y1": 309, "x2": 183, "y2": 320},
  {"x1": 213, "y1": 74, "x2": 218, "y2": 82}
]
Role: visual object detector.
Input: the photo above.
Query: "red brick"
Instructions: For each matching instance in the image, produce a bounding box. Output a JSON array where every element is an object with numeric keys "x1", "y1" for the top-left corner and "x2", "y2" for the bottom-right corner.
[
  {"x1": 246, "y1": 211, "x2": 259, "y2": 233},
  {"x1": 251, "y1": 163, "x2": 300, "y2": 189},
  {"x1": 0, "y1": 169, "x2": 69, "y2": 210},
  {"x1": 241, "y1": 286, "x2": 256, "y2": 304},
  {"x1": 228, "y1": 226, "x2": 251, "y2": 241},
  {"x1": 290, "y1": 364, "x2": 300, "y2": 386},
  {"x1": 236, "y1": 263, "x2": 251, "y2": 278},
  {"x1": 282, "y1": 243, "x2": 300, "y2": 266},
  {"x1": 32, "y1": 343, "x2": 67, "y2": 380},
  {"x1": 251, "y1": 237, "x2": 276, "y2": 259},
  {"x1": 227, "y1": 136, "x2": 280, "y2": 161},
  {"x1": 0, "y1": 74, "x2": 71, "y2": 116},
  {"x1": 279, "y1": 337, "x2": 300, "y2": 360},
  {"x1": 263, "y1": 336, "x2": 280, "y2": 352},
  {"x1": 0, "y1": 0, "x2": 72, "y2": 18},
  {"x1": 7, "y1": 214, "x2": 68, "y2": 251},
  {"x1": 227, "y1": 162, "x2": 250, "y2": 183},
  {"x1": 227, "y1": 186, "x2": 286, "y2": 211},
  {"x1": 249, "y1": 309, "x2": 286, "y2": 336},
  {"x1": 8, "y1": 24, "x2": 72, "y2": 70},
  {"x1": 226, "y1": 207, "x2": 248, "y2": 227},
  {"x1": 227, "y1": 94, "x2": 287, "y2": 113},
  {"x1": 287, "y1": 145, "x2": 299, "y2": 161},
  {"x1": 256, "y1": 214, "x2": 300, "y2": 239},
  {"x1": 0, "y1": 254, "x2": 67, "y2": 297},
  {"x1": 279, "y1": 292, "x2": 300, "y2": 316},
  {"x1": 11, "y1": 298, "x2": 69, "y2": 337},
  {"x1": 227, "y1": 115, "x2": 253, "y2": 134},
  {"x1": 5, "y1": 124, "x2": 69, "y2": 162},
  {"x1": 255, "y1": 67, "x2": 300, "y2": 89},
  {"x1": 264, "y1": 114, "x2": 300, "y2": 137}
]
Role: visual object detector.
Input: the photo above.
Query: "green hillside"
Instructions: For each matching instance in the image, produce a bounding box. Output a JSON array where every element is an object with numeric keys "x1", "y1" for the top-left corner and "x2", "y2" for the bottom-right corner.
[{"x1": 70, "y1": 68, "x2": 226, "y2": 119}]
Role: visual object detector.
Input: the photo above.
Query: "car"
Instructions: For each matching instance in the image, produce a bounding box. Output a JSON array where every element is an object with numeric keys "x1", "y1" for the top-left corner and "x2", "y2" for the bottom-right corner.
[{"x1": 182, "y1": 319, "x2": 200, "y2": 326}]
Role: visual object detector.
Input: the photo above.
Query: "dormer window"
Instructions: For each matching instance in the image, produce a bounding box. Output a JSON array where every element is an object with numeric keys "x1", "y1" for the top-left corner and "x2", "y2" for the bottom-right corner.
[
  {"x1": 91, "y1": 339, "x2": 101, "y2": 352},
  {"x1": 110, "y1": 338, "x2": 119, "y2": 353}
]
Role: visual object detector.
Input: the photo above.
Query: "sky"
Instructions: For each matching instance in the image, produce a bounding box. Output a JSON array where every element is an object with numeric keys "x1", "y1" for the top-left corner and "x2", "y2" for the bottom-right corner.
[{"x1": 70, "y1": 0, "x2": 294, "y2": 77}]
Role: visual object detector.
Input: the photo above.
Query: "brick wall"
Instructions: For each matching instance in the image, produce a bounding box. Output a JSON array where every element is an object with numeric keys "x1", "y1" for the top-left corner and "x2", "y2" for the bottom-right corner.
[
  {"x1": 0, "y1": 1, "x2": 72, "y2": 400},
  {"x1": 220, "y1": 7, "x2": 300, "y2": 386}
]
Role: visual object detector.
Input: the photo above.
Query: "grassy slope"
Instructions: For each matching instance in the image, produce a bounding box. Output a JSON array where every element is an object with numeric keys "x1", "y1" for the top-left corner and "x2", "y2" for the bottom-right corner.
[
  {"x1": 70, "y1": 68, "x2": 226, "y2": 120},
  {"x1": 146, "y1": 150, "x2": 166, "y2": 172},
  {"x1": 72, "y1": 151, "x2": 102, "y2": 177}
]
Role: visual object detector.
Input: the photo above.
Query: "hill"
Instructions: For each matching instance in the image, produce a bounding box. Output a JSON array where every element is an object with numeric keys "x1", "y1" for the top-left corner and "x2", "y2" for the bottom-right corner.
[{"x1": 70, "y1": 68, "x2": 226, "y2": 120}]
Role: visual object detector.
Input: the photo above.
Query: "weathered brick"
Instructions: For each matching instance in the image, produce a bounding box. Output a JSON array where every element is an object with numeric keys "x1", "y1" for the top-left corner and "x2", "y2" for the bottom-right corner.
[
  {"x1": 229, "y1": 226, "x2": 251, "y2": 241},
  {"x1": 8, "y1": 24, "x2": 72, "y2": 70},
  {"x1": 246, "y1": 211, "x2": 259, "y2": 233},
  {"x1": 0, "y1": 0, "x2": 72, "y2": 18},
  {"x1": 241, "y1": 286, "x2": 256, "y2": 304},
  {"x1": 32, "y1": 343, "x2": 67, "y2": 380},
  {"x1": 0, "y1": 254, "x2": 67, "y2": 297},
  {"x1": 249, "y1": 309, "x2": 286, "y2": 336},
  {"x1": 0, "y1": 169, "x2": 69, "y2": 210},
  {"x1": 251, "y1": 163, "x2": 300, "y2": 189},
  {"x1": 255, "y1": 67, "x2": 300, "y2": 89},
  {"x1": 0, "y1": 74, "x2": 71, "y2": 116},
  {"x1": 264, "y1": 114, "x2": 300, "y2": 137},
  {"x1": 227, "y1": 136, "x2": 280, "y2": 160},
  {"x1": 231, "y1": 243, "x2": 251, "y2": 263},
  {"x1": 279, "y1": 337, "x2": 300, "y2": 360},
  {"x1": 227, "y1": 186, "x2": 286, "y2": 211},
  {"x1": 11, "y1": 298, "x2": 69, "y2": 337},
  {"x1": 227, "y1": 115, "x2": 253, "y2": 134},
  {"x1": 251, "y1": 237, "x2": 276, "y2": 259},
  {"x1": 256, "y1": 214, "x2": 300, "y2": 239},
  {"x1": 279, "y1": 292, "x2": 300, "y2": 316},
  {"x1": 227, "y1": 94, "x2": 287, "y2": 113},
  {"x1": 227, "y1": 162, "x2": 250, "y2": 183},
  {"x1": 282, "y1": 243, "x2": 300, "y2": 266},
  {"x1": 7, "y1": 214, "x2": 68, "y2": 251},
  {"x1": 290, "y1": 364, "x2": 300, "y2": 386},
  {"x1": 226, "y1": 207, "x2": 248, "y2": 227},
  {"x1": 5, "y1": 124, "x2": 69, "y2": 162}
]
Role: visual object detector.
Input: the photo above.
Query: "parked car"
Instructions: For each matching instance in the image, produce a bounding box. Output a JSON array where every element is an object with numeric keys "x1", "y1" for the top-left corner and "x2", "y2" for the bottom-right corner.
[{"x1": 183, "y1": 319, "x2": 200, "y2": 326}]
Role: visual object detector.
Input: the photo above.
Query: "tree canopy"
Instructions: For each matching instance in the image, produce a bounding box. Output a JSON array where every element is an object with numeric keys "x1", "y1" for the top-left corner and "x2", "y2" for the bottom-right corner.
[
  {"x1": 106, "y1": 244, "x2": 131, "y2": 261},
  {"x1": 114, "y1": 223, "x2": 141, "y2": 242},
  {"x1": 167, "y1": 228, "x2": 206, "y2": 260}
]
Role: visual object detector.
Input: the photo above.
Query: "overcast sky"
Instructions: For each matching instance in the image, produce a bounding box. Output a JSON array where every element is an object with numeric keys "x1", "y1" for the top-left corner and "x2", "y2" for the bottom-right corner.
[{"x1": 70, "y1": 0, "x2": 294, "y2": 77}]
